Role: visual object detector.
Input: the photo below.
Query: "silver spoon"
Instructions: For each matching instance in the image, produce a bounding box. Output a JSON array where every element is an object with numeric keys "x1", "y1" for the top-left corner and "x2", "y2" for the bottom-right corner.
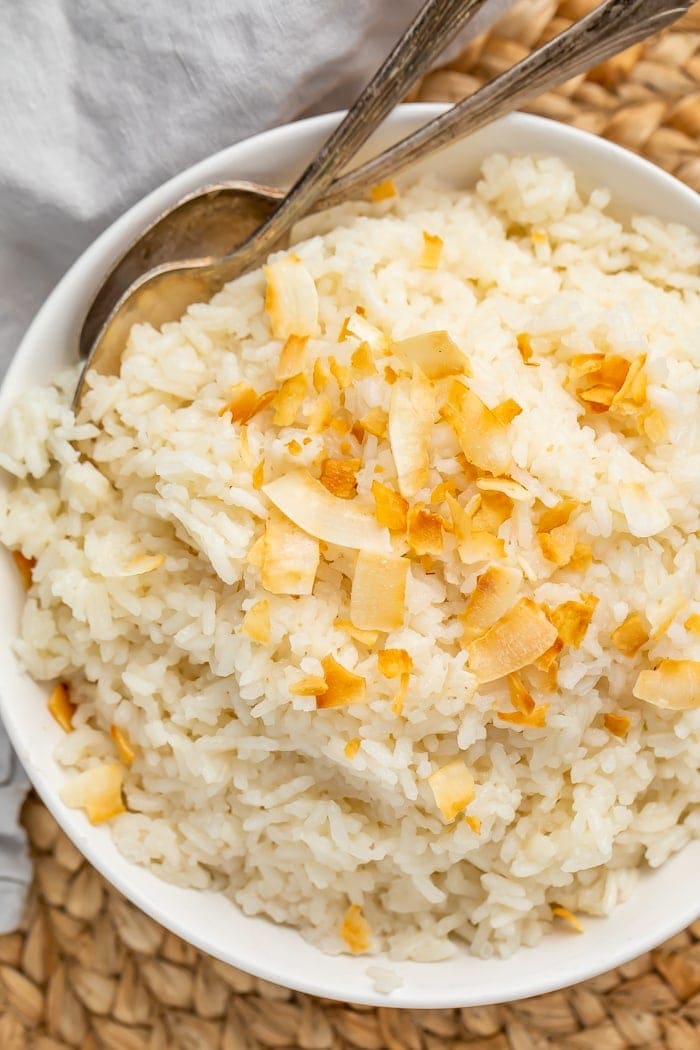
[
  {"x1": 74, "y1": 0, "x2": 492, "y2": 403},
  {"x1": 76, "y1": 0, "x2": 691, "y2": 408}
]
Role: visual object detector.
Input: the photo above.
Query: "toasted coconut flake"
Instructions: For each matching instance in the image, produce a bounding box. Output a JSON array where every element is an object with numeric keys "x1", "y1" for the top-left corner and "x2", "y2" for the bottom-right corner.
[
  {"x1": 508, "y1": 673, "x2": 535, "y2": 715},
  {"x1": 476, "y1": 476, "x2": 531, "y2": 501},
  {"x1": 312, "y1": 357, "x2": 330, "y2": 393},
  {"x1": 599, "y1": 354, "x2": 631, "y2": 388},
  {"x1": 252, "y1": 461, "x2": 265, "y2": 489},
  {"x1": 320, "y1": 458, "x2": 361, "y2": 500},
  {"x1": 534, "y1": 637, "x2": 563, "y2": 675},
  {"x1": 428, "y1": 759, "x2": 476, "y2": 822},
  {"x1": 263, "y1": 470, "x2": 390, "y2": 553},
  {"x1": 350, "y1": 343, "x2": 377, "y2": 377},
  {"x1": 573, "y1": 351, "x2": 648, "y2": 414},
  {"x1": 264, "y1": 255, "x2": 319, "y2": 339},
  {"x1": 568, "y1": 542, "x2": 593, "y2": 573},
  {"x1": 619, "y1": 481, "x2": 671, "y2": 538},
  {"x1": 306, "y1": 395, "x2": 333, "y2": 433},
  {"x1": 407, "y1": 504, "x2": 443, "y2": 556},
  {"x1": 441, "y1": 381, "x2": 511, "y2": 474},
  {"x1": 275, "y1": 334, "x2": 309, "y2": 381},
  {"x1": 430, "y1": 480, "x2": 457, "y2": 504},
  {"x1": 610, "y1": 354, "x2": 647, "y2": 414},
  {"x1": 378, "y1": 648, "x2": 412, "y2": 679},
  {"x1": 420, "y1": 231, "x2": 443, "y2": 270},
  {"x1": 334, "y1": 620, "x2": 380, "y2": 647},
  {"x1": 538, "y1": 499, "x2": 579, "y2": 533},
  {"x1": 262, "y1": 509, "x2": 319, "y2": 596},
  {"x1": 641, "y1": 408, "x2": 666, "y2": 442},
  {"x1": 444, "y1": 493, "x2": 475, "y2": 540},
  {"x1": 219, "y1": 384, "x2": 274, "y2": 423},
  {"x1": 496, "y1": 705, "x2": 548, "y2": 728},
  {"x1": 290, "y1": 675, "x2": 327, "y2": 697},
  {"x1": 346, "y1": 313, "x2": 387, "y2": 354},
  {"x1": 317, "y1": 655, "x2": 367, "y2": 709},
  {"x1": 468, "y1": 597, "x2": 559, "y2": 683},
  {"x1": 492, "y1": 398, "x2": 522, "y2": 425},
  {"x1": 329, "y1": 415, "x2": 352, "y2": 436},
  {"x1": 238, "y1": 424, "x2": 252, "y2": 466},
  {"x1": 110, "y1": 725, "x2": 135, "y2": 766},
  {"x1": 372, "y1": 481, "x2": 408, "y2": 532},
  {"x1": 569, "y1": 353, "x2": 605, "y2": 378},
  {"x1": 389, "y1": 370, "x2": 436, "y2": 497},
  {"x1": 329, "y1": 357, "x2": 352, "y2": 390},
  {"x1": 461, "y1": 565, "x2": 523, "y2": 644},
  {"x1": 218, "y1": 384, "x2": 255, "y2": 421},
  {"x1": 632, "y1": 660, "x2": 700, "y2": 710},
  {"x1": 457, "y1": 532, "x2": 505, "y2": 566},
  {"x1": 571, "y1": 353, "x2": 637, "y2": 414},
  {"x1": 350, "y1": 552, "x2": 408, "y2": 632},
  {"x1": 604, "y1": 712, "x2": 631, "y2": 738},
  {"x1": 550, "y1": 595, "x2": 598, "y2": 648},
  {"x1": 392, "y1": 331, "x2": 469, "y2": 380},
  {"x1": 241, "y1": 599, "x2": 271, "y2": 644},
  {"x1": 11, "y1": 550, "x2": 35, "y2": 589},
  {"x1": 685, "y1": 613, "x2": 700, "y2": 635},
  {"x1": 538, "y1": 524, "x2": 578, "y2": 567},
  {"x1": 357, "y1": 407, "x2": 388, "y2": 439},
  {"x1": 464, "y1": 815, "x2": 481, "y2": 834},
  {"x1": 390, "y1": 672, "x2": 410, "y2": 716},
  {"x1": 551, "y1": 905, "x2": 584, "y2": 933},
  {"x1": 48, "y1": 683, "x2": 75, "y2": 734},
  {"x1": 370, "y1": 178, "x2": 397, "y2": 202},
  {"x1": 121, "y1": 553, "x2": 166, "y2": 577},
  {"x1": 472, "y1": 491, "x2": 512, "y2": 533},
  {"x1": 345, "y1": 737, "x2": 361, "y2": 759},
  {"x1": 516, "y1": 333, "x2": 533, "y2": 363},
  {"x1": 650, "y1": 592, "x2": 686, "y2": 640},
  {"x1": 272, "y1": 373, "x2": 307, "y2": 426},
  {"x1": 246, "y1": 535, "x2": 265, "y2": 569},
  {"x1": 60, "y1": 763, "x2": 126, "y2": 825},
  {"x1": 340, "y1": 904, "x2": 372, "y2": 953},
  {"x1": 579, "y1": 384, "x2": 617, "y2": 410}
]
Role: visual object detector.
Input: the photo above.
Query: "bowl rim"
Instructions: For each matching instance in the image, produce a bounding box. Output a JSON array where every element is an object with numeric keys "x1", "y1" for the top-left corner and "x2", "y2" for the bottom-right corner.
[{"x1": 1, "y1": 105, "x2": 699, "y2": 1009}]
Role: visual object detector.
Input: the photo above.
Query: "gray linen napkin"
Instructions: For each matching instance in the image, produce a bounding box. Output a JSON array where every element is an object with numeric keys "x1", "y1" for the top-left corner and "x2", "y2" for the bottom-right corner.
[{"x1": 0, "y1": 0, "x2": 514, "y2": 933}]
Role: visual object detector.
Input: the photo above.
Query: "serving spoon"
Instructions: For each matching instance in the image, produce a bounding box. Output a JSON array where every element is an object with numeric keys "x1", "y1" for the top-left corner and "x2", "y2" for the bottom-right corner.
[
  {"x1": 73, "y1": 0, "x2": 494, "y2": 402},
  {"x1": 75, "y1": 0, "x2": 691, "y2": 408}
]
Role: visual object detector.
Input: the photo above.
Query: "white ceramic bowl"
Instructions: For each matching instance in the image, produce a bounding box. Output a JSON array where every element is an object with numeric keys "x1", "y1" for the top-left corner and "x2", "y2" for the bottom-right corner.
[{"x1": 1, "y1": 107, "x2": 698, "y2": 1009}]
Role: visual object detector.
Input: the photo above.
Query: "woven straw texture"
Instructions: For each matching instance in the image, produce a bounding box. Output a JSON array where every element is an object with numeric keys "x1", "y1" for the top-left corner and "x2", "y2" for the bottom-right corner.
[{"x1": 1, "y1": 1, "x2": 699, "y2": 1046}]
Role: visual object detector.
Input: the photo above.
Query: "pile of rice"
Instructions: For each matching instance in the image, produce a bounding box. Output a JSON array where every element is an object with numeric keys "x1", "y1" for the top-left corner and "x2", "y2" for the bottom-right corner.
[{"x1": 1, "y1": 154, "x2": 698, "y2": 962}]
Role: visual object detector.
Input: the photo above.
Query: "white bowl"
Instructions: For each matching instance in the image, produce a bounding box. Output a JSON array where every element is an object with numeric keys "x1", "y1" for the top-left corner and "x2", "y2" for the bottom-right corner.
[{"x1": 1, "y1": 107, "x2": 698, "y2": 1009}]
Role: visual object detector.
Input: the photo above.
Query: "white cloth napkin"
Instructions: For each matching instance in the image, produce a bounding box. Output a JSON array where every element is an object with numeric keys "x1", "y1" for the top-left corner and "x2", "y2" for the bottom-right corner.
[{"x1": 0, "y1": 0, "x2": 515, "y2": 932}]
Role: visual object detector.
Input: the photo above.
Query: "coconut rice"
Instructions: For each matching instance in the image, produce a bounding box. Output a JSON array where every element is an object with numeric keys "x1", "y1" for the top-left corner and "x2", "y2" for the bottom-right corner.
[{"x1": 1, "y1": 154, "x2": 699, "y2": 962}]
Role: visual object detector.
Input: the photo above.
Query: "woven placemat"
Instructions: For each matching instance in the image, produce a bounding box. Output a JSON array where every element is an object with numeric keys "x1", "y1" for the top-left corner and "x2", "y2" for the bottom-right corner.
[{"x1": 1, "y1": 2, "x2": 699, "y2": 1046}]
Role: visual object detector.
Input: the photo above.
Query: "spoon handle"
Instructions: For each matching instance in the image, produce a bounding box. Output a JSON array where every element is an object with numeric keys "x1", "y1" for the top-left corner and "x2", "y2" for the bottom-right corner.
[
  {"x1": 219, "y1": 0, "x2": 494, "y2": 275},
  {"x1": 323, "y1": 0, "x2": 692, "y2": 207}
]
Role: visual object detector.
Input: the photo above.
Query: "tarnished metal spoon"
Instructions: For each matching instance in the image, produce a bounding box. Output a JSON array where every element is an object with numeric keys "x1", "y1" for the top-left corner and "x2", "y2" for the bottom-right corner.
[
  {"x1": 75, "y1": 0, "x2": 690, "y2": 409},
  {"x1": 74, "y1": 0, "x2": 492, "y2": 404}
]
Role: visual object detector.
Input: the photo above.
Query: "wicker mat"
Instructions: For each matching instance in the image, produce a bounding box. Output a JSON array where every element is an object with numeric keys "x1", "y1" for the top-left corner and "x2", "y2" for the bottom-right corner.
[{"x1": 1, "y1": 1, "x2": 699, "y2": 1047}]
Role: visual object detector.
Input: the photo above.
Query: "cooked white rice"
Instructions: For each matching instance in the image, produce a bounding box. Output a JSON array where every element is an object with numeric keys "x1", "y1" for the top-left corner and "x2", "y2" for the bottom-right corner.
[{"x1": 1, "y1": 154, "x2": 698, "y2": 962}]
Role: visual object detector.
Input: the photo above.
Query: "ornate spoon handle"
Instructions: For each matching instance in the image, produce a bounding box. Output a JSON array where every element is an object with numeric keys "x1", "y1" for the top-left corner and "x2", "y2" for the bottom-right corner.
[
  {"x1": 325, "y1": 0, "x2": 692, "y2": 206},
  {"x1": 221, "y1": 0, "x2": 493, "y2": 275}
]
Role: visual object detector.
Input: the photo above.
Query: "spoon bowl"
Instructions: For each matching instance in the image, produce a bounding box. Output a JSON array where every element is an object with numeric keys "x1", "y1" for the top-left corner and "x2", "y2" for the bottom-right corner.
[{"x1": 78, "y1": 182, "x2": 283, "y2": 359}]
